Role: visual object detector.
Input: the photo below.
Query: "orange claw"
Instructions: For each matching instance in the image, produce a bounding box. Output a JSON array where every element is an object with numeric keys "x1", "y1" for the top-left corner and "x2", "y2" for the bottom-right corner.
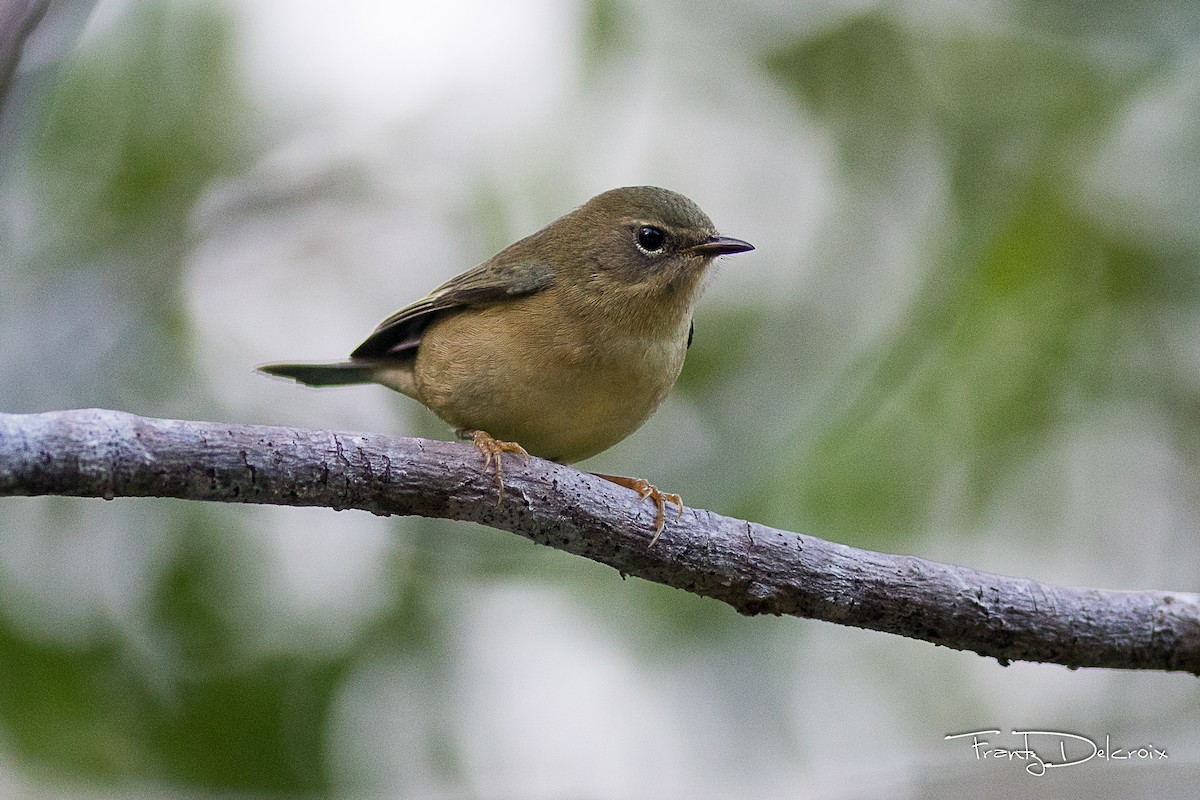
[
  {"x1": 462, "y1": 430, "x2": 529, "y2": 503},
  {"x1": 593, "y1": 473, "x2": 683, "y2": 545}
]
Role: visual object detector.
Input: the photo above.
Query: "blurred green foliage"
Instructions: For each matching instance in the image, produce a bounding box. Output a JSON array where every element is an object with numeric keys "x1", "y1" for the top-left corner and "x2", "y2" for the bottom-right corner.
[
  {"x1": 33, "y1": 3, "x2": 244, "y2": 255},
  {"x1": 744, "y1": 9, "x2": 1200, "y2": 542},
  {"x1": 1, "y1": 2, "x2": 338, "y2": 793},
  {"x1": 0, "y1": 505, "x2": 343, "y2": 792},
  {"x1": 3, "y1": 2, "x2": 247, "y2": 411}
]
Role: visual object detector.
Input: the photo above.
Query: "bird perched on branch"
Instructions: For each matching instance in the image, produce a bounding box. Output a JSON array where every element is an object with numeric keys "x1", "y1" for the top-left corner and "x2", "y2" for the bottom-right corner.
[{"x1": 259, "y1": 186, "x2": 753, "y2": 544}]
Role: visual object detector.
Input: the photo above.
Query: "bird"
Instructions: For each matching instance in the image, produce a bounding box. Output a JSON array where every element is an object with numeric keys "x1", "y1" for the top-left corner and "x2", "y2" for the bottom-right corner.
[{"x1": 258, "y1": 186, "x2": 753, "y2": 544}]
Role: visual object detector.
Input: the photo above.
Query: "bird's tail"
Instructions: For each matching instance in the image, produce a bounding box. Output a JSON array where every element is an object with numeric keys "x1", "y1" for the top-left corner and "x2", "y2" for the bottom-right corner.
[{"x1": 257, "y1": 361, "x2": 377, "y2": 387}]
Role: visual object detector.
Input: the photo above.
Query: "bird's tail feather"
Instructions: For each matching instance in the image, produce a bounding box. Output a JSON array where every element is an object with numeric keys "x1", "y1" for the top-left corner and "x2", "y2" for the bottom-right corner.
[{"x1": 257, "y1": 361, "x2": 377, "y2": 387}]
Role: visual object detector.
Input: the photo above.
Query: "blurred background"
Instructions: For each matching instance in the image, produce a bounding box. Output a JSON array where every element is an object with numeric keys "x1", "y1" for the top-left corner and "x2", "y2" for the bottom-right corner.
[{"x1": 1, "y1": 0, "x2": 1199, "y2": 797}]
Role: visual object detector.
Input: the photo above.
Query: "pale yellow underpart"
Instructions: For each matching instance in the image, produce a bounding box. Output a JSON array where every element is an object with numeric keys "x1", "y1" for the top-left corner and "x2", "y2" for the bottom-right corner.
[{"x1": 370, "y1": 292, "x2": 690, "y2": 464}]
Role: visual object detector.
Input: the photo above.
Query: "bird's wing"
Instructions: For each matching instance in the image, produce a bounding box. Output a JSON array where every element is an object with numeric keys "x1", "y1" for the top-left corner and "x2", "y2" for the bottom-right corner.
[{"x1": 349, "y1": 259, "x2": 556, "y2": 358}]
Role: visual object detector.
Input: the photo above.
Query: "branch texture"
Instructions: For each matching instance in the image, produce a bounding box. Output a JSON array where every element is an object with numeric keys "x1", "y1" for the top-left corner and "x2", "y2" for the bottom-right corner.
[{"x1": 2, "y1": 408, "x2": 1198, "y2": 674}]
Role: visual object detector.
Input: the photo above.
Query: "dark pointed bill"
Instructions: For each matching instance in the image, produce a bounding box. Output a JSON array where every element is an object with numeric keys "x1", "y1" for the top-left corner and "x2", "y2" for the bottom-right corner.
[{"x1": 685, "y1": 235, "x2": 755, "y2": 256}]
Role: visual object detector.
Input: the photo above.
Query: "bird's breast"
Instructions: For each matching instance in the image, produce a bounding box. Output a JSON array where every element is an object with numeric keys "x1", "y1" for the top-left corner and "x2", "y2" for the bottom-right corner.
[{"x1": 412, "y1": 298, "x2": 691, "y2": 463}]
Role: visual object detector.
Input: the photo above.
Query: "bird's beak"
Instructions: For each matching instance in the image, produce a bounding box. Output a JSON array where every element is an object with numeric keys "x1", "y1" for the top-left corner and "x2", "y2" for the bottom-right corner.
[{"x1": 685, "y1": 235, "x2": 755, "y2": 256}]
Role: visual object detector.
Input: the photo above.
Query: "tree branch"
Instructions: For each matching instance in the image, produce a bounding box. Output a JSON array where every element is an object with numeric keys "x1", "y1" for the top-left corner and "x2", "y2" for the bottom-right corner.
[
  {"x1": 1, "y1": 408, "x2": 1197, "y2": 674},
  {"x1": 0, "y1": 0, "x2": 51, "y2": 123}
]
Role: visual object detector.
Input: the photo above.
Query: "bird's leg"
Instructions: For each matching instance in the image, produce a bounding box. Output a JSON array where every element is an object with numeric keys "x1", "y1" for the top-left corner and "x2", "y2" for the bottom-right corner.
[
  {"x1": 592, "y1": 473, "x2": 683, "y2": 545},
  {"x1": 459, "y1": 429, "x2": 529, "y2": 503}
]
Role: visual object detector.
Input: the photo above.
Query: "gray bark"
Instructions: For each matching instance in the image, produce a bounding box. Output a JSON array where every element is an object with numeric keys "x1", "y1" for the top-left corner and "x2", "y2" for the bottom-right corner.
[{"x1": 1, "y1": 407, "x2": 1197, "y2": 674}]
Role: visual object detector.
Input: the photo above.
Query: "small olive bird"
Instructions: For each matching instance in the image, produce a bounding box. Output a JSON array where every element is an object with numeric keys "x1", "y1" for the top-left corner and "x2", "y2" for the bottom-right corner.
[{"x1": 259, "y1": 186, "x2": 753, "y2": 543}]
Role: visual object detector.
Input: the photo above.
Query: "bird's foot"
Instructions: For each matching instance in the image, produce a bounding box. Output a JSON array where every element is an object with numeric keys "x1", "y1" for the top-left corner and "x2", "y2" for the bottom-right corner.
[
  {"x1": 593, "y1": 473, "x2": 683, "y2": 546},
  {"x1": 461, "y1": 430, "x2": 529, "y2": 503}
]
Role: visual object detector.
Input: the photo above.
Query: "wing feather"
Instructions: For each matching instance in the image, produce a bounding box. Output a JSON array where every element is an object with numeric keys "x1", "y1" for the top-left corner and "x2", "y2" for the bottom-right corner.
[{"x1": 349, "y1": 259, "x2": 555, "y2": 359}]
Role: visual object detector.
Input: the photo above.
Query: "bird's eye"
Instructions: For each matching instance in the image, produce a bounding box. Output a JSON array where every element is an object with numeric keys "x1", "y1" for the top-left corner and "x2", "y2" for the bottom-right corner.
[{"x1": 635, "y1": 225, "x2": 666, "y2": 254}]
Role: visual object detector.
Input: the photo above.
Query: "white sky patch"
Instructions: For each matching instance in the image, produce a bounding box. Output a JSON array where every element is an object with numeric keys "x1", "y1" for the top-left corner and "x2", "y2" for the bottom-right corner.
[{"x1": 230, "y1": 0, "x2": 580, "y2": 128}]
